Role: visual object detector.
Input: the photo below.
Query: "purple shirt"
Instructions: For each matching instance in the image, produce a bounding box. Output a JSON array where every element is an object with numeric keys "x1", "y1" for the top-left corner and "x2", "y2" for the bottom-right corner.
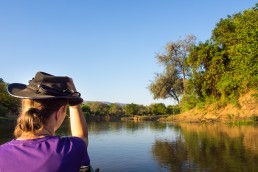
[{"x1": 0, "y1": 136, "x2": 90, "y2": 172}]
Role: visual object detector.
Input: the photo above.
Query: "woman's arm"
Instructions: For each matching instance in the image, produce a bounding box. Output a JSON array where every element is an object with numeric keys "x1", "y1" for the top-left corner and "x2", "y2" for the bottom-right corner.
[
  {"x1": 69, "y1": 105, "x2": 88, "y2": 146},
  {"x1": 68, "y1": 78, "x2": 88, "y2": 146}
]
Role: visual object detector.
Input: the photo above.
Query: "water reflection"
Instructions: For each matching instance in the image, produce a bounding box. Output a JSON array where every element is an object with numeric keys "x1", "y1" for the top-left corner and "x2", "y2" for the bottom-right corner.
[
  {"x1": 2, "y1": 119, "x2": 258, "y2": 171},
  {"x1": 86, "y1": 121, "x2": 174, "y2": 172},
  {"x1": 88, "y1": 121, "x2": 167, "y2": 134},
  {"x1": 152, "y1": 123, "x2": 258, "y2": 172},
  {"x1": 0, "y1": 119, "x2": 16, "y2": 144}
]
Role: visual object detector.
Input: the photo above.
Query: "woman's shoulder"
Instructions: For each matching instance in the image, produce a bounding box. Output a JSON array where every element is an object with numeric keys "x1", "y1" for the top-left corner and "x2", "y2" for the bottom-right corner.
[
  {"x1": 54, "y1": 136, "x2": 87, "y2": 151},
  {"x1": 58, "y1": 136, "x2": 86, "y2": 145},
  {"x1": 54, "y1": 136, "x2": 88, "y2": 161}
]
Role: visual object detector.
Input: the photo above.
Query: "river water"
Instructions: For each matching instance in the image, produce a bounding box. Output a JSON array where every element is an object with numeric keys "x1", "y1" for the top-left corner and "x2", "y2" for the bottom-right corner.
[{"x1": 1, "y1": 119, "x2": 258, "y2": 172}]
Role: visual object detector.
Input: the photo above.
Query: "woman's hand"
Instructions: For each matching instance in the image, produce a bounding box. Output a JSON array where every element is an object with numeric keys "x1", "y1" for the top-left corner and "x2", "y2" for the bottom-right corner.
[{"x1": 67, "y1": 77, "x2": 88, "y2": 146}]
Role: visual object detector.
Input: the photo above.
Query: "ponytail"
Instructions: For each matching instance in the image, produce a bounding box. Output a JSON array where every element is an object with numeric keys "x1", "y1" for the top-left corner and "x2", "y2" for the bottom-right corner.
[
  {"x1": 16, "y1": 108, "x2": 43, "y2": 136},
  {"x1": 14, "y1": 99, "x2": 67, "y2": 138}
]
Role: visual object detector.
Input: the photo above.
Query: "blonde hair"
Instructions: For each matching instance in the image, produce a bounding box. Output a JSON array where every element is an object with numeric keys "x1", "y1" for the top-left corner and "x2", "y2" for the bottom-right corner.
[{"x1": 14, "y1": 99, "x2": 68, "y2": 138}]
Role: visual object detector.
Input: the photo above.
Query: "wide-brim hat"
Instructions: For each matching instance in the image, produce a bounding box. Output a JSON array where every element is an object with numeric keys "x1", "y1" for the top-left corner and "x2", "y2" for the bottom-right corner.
[{"x1": 7, "y1": 71, "x2": 83, "y2": 106}]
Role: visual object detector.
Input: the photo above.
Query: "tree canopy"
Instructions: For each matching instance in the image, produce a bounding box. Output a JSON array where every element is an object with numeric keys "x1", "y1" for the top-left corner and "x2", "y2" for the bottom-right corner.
[
  {"x1": 187, "y1": 4, "x2": 258, "y2": 106},
  {"x1": 150, "y1": 4, "x2": 258, "y2": 109},
  {"x1": 149, "y1": 35, "x2": 196, "y2": 104}
]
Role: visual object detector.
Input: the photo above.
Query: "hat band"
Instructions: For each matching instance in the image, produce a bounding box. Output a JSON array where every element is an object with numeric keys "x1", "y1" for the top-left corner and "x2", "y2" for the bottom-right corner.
[{"x1": 29, "y1": 84, "x2": 81, "y2": 97}]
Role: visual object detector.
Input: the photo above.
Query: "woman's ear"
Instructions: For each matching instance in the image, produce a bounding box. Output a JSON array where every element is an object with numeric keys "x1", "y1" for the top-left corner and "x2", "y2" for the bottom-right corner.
[{"x1": 56, "y1": 106, "x2": 65, "y2": 122}]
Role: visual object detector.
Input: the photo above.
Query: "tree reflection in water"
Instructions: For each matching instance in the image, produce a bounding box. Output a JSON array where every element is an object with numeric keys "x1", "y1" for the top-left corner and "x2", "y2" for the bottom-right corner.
[
  {"x1": 152, "y1": 124, "x2": 258, "y2": 172},
  {"x1": 3, "y1": 119, "x2": 258, "y2": 171},
  {"x1": 0, "y1": 119, "x2": 16, "y2": 144}
]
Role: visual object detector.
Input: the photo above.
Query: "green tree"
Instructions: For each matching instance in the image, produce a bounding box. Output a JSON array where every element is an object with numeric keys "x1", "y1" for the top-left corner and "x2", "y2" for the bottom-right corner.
[
  {"x1": 187, "y1": 4, "x2": 258, "y2": 106},
  {"x1": 149, "y1": 35, "x2": 196, "y2": 104},
  {"x1": 138, "y1": 105, "x2": 150, "y2": 115},
  {"x1": 81, "y1": 104, "x2": 91, "y2": 116},
  {"x1": 157, "y1": 35, "x2": 196, "y2": 87},
  {"x1": 150, "y1": 103, "x2": 167, "y2": 115},
  {"x1": 109, "y1": 104, "x2": 124, "y2": 116},
  {"x1": 87, "y1": 102, "x2": 110, "y2": 116},
  {"x1": 99, "y1": 103, "x2": 110, "y2": 115},
  {"x1": 149, "y1": 64, "x2": 183, "y2": 104},
  {"x1": 124, "y1": 103, "x2": 139, "y2": 116},
  {"x1": 166, "y1": 105, "x2": 181, "y2": 115},
  {"x1": 213, "y1": 5, "x2": 258, "y2": 99}
]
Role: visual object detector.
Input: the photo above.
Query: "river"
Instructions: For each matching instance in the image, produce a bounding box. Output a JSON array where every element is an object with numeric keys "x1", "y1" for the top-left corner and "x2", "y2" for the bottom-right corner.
[{"x1": 1, "y1": 119, "x2": 258, "y2": 172}]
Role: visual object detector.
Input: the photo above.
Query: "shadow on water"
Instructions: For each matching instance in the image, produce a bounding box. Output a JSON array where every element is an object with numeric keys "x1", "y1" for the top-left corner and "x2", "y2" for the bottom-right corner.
[{"x1": 152, "y1": 123, "x2": 258, "y2": 172}]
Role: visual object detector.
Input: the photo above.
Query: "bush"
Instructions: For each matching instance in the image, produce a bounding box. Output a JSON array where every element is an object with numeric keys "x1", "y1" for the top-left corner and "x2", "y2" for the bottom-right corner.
[{"x1": 0, "y1": 105, "x2": 8, "y2": 117}]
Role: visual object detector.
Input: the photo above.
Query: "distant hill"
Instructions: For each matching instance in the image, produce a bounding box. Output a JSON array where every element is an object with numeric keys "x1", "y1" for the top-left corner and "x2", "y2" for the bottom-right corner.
[{"x1": 83, "y1": 101, "x2": 127, "y2": 106}]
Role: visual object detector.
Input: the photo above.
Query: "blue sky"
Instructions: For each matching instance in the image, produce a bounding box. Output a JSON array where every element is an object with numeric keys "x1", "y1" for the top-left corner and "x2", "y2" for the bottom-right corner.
[{"x1": 0, "y1": 1, "x2": 256, "y2": 106}]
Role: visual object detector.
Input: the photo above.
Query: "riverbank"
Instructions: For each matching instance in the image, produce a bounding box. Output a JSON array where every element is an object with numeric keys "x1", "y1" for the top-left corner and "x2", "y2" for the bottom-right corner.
[
  {"x1": 121, "y1": 115, "x2": 168, "y2": 121},
  {"x1": 167, "y1": 90, "x2": 258, "y2": 124}
]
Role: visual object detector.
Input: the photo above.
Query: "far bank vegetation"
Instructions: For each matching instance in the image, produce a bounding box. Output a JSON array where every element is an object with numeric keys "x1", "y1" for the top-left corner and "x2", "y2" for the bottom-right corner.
[{"x1": 0, "y1": 79, "x2": 180, "y2": 120}]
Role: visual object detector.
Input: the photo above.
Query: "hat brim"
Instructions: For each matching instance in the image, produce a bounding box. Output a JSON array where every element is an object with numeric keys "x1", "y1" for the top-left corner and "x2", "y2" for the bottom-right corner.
[{"x1": 7, "y1": 83, "x2": 83, "y2": 106}]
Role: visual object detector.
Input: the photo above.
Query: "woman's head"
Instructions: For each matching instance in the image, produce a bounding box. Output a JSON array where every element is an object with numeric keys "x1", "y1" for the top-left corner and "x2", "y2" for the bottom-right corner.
[{"x1": 14, "y1": 98, "x2": 68, "y2": 138}]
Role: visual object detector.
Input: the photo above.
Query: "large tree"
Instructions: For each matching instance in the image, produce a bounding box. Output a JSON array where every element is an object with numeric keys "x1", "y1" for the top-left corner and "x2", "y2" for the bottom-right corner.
[
  {"x1": 149, "y1": 64, "x2": 183, "y2": 104},
  {"x1": 157, "y1": 35, "x2": 196, "y2": 86},
  {"x1": 149, "y1": 35, "x2": 196, "y2": 104},
  {"x1": 187, "y1": 4, "x2": 258, "y2": 103}
]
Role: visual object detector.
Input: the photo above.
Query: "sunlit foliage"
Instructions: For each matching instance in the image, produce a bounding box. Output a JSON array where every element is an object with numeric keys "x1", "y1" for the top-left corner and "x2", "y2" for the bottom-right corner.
[{"x1": 150, "y1": 4, "x2": 258, "y2": 110}]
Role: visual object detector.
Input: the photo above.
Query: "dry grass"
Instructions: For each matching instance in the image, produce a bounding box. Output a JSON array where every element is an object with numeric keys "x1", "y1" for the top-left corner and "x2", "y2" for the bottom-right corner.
[{"x1": 168, "y1": 90, "x2": 258, "y2": 123}]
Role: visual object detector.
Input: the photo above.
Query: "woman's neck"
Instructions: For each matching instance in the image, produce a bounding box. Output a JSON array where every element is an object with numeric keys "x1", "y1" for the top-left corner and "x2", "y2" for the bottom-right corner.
[{"x1": 17, "y1": 128, "x2": 55, "y2": 140}]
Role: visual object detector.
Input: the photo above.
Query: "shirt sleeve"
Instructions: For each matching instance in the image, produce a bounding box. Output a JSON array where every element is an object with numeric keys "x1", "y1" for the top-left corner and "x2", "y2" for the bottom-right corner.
[{"x1": 70, "y1": 137, "x2": 90, "y2": 166}]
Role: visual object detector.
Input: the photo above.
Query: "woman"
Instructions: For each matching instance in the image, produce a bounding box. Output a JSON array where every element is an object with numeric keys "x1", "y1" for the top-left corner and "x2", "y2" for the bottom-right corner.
[{"x1": 0, "y1": 72, "x2": 95, "y2": 172}]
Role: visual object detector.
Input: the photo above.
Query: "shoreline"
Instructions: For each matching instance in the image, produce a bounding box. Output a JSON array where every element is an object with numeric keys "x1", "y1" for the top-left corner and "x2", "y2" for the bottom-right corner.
[
  {"x1": 166, "y1": 91, "x2": 258, "y2": 124},
  {"x1": 1, "y1": 91, "x2": 257, "y2": 125}
]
